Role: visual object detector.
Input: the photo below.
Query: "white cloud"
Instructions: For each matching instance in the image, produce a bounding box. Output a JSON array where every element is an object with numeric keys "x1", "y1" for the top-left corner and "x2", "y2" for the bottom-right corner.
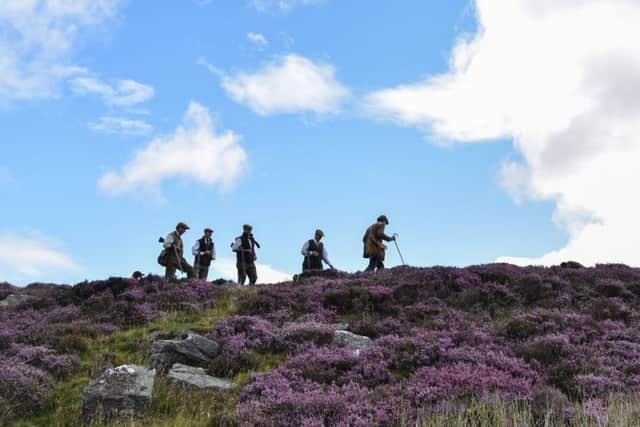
[
  {"x1": 248, "y1": 0, "x2": 324, "y2": 13},
  {"x1": 0, "y1": 0, "x2": 120, "y2": 102},
  {"x1": 219, "y1": 54, "x2": 350, "y2": 115},
  {"x1": 215, "y1": 258, "x2": 292, "y2": 284},
  {"x1": 69, "y1": 77, "x2": 155, "y2": 108},
  {"x1": 99, "y1": 102, "x2": 247, "y2": 197},
  {"x1": 247, "y1": 32, "x2": 268, "y2": 48},
  {"x1": 0, "y1": 231, "x2": 82, "y2": 280},
  {"x1": 365, "y1": 0, "x2": 640, "y2": 267},
  {"x1": 88, "y1": 116, "x2": 153, "y2": 136}
]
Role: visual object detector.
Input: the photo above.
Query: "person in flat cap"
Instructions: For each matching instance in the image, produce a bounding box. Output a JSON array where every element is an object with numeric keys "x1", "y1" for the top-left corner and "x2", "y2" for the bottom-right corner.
[
  {"x1": 301, "y1": 229, "x2": 334, "y2": 272},
  {"x1": 231, "y1": 224, "x2": 259, "y2": 285},
  {"x1": 192, "y1": 228, "x2": 216, "y2": 280},
  {"x1": 363, "y1": 215, "x2": 395, "y2": 272},
  {"x1": 162, "y1": 222, "x2": 195, "y2": 280}
]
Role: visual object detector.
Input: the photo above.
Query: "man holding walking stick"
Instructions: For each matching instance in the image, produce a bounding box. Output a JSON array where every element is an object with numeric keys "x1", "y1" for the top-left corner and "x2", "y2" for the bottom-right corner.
[
  {"x1": 161, "y1": 222, "x2": 195, "y2": 280},
  {"x1": 363, "y1": 215, "x2": 396, "y2": 272},
  {"x1": 232, "y1": 224, "x2": 259, "y2": 286}
]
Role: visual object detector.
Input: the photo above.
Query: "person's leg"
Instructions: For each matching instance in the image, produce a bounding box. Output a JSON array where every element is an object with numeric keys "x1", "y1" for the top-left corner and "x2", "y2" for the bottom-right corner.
[
  {"x1": 377, "y1": 260, "x2": 385, "y2": 271},
  {"x1": 248, "y1": 263, "x2": 258, "y2": 285},
  {"x1": 180, "y1": 259, "x2": 195, "y2": 278},
  {"x1": 237, "y1": 265, "x2": 247, "y2": 285},
  {"x1": 165, "y1": 262, "x2": 177, "y2": 280},
  {"x1": 199, "y1": 266, "x2": 209, "y2": 280},
  {"x1": 365, "y1": 258, "x2": 377, "y2": 272}
]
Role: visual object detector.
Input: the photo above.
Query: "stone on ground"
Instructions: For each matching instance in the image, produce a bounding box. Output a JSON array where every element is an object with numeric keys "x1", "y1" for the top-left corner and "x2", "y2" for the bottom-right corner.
[
  {"x1": 150, "y1": 333, "x2": 220, "y2": 373},
  {"x1": 81, "y1": 365, "x2": 155, "y2": 423},
  {"x1": 333, "y1": 330, "x2": 373, "y2": 355},
  {"x1": 166, "y1": 363, "x2": 237, "y2": 391}
]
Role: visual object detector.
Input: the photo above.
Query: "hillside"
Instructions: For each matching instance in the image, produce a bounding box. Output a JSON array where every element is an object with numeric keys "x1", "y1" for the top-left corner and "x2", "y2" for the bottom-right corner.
[{"x1": 3, "y1": 264, "x2": 640, "y2": 426}]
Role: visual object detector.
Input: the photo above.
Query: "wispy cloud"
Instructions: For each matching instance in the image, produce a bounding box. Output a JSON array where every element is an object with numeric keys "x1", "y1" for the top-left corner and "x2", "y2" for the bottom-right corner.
[
  {"x1": 215, "y1": 54, "x2": 350, "y2": 116},
  {"x1": 88, "y1": 116, "x2": 153, "y2": 136},
  {"x1": 98, "y1": 102, "x2": 247, "y2": 199},
  {"x1": 0, "y1": 231, "x2": 82, "y2": 281},
  {"x1": 0, "y1": 0, "x2": 120, "y2": 103},
  {"x1": 364, "y1": 0, "x2": 640, "y2": 266},
  {"x1": 69, "y1": 77, "x2": 155, "y2": 108},
  {"x1": 247, "y1": 32, "x2": 269, "y2": 49}
]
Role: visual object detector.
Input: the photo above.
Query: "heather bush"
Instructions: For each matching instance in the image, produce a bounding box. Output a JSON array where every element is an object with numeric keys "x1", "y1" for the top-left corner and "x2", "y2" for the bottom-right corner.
[
  {"x1": 590, "y1": 297, "x2": 631, "y2": 322},
  {"x1": 209, "y1": 315, "x2": 282, "y2": 353},
  {"x1": 0, "y1": 358, "x2": 53, "y2": 420},
  {"x1": 10, "y1": 344, "x2": 79, "y2": 379},
  {"x1": 279, "y1": 321, "x2": 335, "y2": 351},
  {"x1": 515, "y1": 334, "x2": 571, "y2": 367},
  {"x1": 209, "y1": 338, "x2": 260, "y2": 377}
]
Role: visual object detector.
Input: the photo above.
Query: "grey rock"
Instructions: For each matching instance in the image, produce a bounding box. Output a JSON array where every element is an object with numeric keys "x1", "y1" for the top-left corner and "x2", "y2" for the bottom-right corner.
[
  {"x1": 333, "y1": 330, "x2": 373, "y2": 355},
  {"x1": 166, "y1": 363, "x2": 237, "y2": 391},
  {"x1": 81, "y1": 365, "x2": 155, "y2": 424},
  {"x1": 0, "y1": 294, "x2": 33, "y2": 307},
  {"x1": 328, "y1": 322, "x2": 350, "y2": 331},
  {"x1": 150, "y1": 333, "x2": 220, "y2": 373}
]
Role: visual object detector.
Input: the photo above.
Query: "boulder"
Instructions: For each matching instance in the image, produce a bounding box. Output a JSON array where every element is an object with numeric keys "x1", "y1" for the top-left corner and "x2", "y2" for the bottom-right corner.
[
  {"x1": 166, "y1": 363, "x2": 237, "y2": 391},
  {"x1": 81, "y1": 365, "x2": 155, "y2": 423},
  {"x1": 150, "y1": 333, "x2": 220, "y2": 373},
  {"x1": 0, "y1": 294, "x2": 33, "y2": 307},
  {"x1": 333, "y1": 330, "x2": 372, "y2": 355}
]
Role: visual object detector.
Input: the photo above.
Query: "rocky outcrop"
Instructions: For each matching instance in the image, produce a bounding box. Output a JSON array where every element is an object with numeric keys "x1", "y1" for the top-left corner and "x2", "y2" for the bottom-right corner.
[
  {"x1": 166, "y1": 363, "x2": 237, "y2": 391},
  {"x1": 81, "y1": 365, "x2": 155, "y2": 423},
  {"x1": 150, "y1": 333, "x2": 220, "y2": 373},
  {"x1": 333, "y1": 330, "x2": 372, "y2": 355}
]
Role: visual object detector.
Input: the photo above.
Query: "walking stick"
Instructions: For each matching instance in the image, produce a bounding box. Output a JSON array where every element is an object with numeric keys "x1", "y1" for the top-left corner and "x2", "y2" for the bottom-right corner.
[{"x1": 392, "y1": 233, "x2": 406, "y2": 266}]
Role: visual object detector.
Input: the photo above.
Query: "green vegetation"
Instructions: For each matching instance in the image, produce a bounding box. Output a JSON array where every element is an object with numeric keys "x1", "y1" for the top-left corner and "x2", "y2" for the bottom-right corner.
[{"x1": 11, "y1": 290, "x2": 245, "y2": 427}]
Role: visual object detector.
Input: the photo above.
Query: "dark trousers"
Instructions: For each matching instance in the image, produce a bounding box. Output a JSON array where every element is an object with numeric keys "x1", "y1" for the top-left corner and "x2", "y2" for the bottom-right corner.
[
  {"x1": 366, "y1": 257, "x2": 385, "y2": 272},
  {"x1": 165, "y1": 258, "x2": 195, "y2": 280},
  {"x1": 195, "y1": 263, "x2": 209, "y2": 280},
  {"x1": 237, "y1": 263, "x2": 258, "y2": 285}
]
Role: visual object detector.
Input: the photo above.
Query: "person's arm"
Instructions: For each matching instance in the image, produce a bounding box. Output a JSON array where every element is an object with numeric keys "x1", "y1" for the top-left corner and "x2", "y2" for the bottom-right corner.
[
  {"x1": 231, "y1": 238, "x2": 242, "y2": 252},
  {"x1": 301, "y1": 240, "x2": 310, "y2": 256},
  {"x1": 376, "y1": 225, "x2": 395, "y2": 242},
  {"x1": 211, "y1": 242, "x2": 216, "y2": 260},
  {"x1": 163, "y1": 233, "x2": 175, "y2": 249},
  {"x1": 192, "y1": 241, "x2": 201, "y2": 257},
  {"x1": 322, "y1": 246, "x2": 333, "y2": 268}
]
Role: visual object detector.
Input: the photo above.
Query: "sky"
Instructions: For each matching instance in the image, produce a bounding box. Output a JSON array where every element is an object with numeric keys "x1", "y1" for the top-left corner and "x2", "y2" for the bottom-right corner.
[{"x1": 1, "y1": 0, "x2": 638, "y2": 285}]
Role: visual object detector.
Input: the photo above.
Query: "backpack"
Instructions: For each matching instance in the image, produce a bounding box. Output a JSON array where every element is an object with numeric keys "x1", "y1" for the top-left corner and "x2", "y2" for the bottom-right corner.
[{"x1": 157, "y1": 249, "x2": 170, "y2": 267}]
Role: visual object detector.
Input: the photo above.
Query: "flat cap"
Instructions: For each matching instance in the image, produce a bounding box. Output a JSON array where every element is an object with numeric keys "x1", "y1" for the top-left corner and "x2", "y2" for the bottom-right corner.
[
  {"x1": 377, "y1": 215, "x2": 389, "y2": 225},
  {"x1": 243, "y1": 224, "x2": 253, "y2": 231},
  {"x1": 315, "y1": 229, "x2": 325, "y2": 237},
  {"x1": 176, "y1": 222, "x2": 190, "y2": 230},
  {"x1": 204, "y1": 228, "x2": 213, "y2": 233}
]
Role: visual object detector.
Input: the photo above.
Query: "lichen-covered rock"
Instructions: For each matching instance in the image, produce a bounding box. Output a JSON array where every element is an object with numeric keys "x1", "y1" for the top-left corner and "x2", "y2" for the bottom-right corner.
[
  {"x1": 150, "y1": 333, "x2": 220, "y2": 372},
  {"x1": 333, "y1": 330, "x2": 372, "y2": 354},
  {"x1": 81, "y1": 365, "x2": 155, "y2": 423},
  {"x1": 166, "y1": 363, "x2": 237, "y2": 391}
]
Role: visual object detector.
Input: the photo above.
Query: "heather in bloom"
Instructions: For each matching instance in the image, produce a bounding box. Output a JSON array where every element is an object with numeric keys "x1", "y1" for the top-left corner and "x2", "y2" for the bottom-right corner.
[
  {"x1": 5, "y1": 264, "x2": 640, "y2": 424},
  {"x1": 0, "y1": 358, "x2": 53, "y2": 420}
]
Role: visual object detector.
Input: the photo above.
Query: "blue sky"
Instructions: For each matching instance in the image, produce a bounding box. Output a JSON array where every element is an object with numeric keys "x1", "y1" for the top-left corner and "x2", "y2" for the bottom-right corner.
[{"x1": 7, "y1": 0, "x2": 634, "y2": 285}]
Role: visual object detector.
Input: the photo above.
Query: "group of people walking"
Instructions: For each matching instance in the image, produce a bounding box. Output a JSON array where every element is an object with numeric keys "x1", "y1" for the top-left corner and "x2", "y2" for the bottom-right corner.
[{"x1": 157, "y1": 215, "x2": 397, "y2": 285}]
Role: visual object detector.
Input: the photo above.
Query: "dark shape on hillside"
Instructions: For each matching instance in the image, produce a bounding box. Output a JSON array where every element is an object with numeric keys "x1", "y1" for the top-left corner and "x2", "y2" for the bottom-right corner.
[
  {"x1": 561, "y1": 260, "x2": 584, "y2": 269},
  {"x1": 150, "y1": 333, "x2": 220, "y2": 373}
]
